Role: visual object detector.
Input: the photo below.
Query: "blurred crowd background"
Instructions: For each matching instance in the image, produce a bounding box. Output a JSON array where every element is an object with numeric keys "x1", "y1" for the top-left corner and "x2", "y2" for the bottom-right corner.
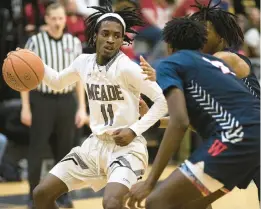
[{"x1": 0, "y1": 0, "x2": 259, "y2": 184}]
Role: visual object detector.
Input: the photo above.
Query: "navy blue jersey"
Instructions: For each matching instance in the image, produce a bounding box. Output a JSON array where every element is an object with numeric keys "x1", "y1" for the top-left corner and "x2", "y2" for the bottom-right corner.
[
  {"x1": 236, "y1": 53, "x2": 260, "y2": 99},
  {"x1": 156, "y1": 50, "x2": 260, "y2": 141},
  {"x1": 224, "y1": 49, "x2": 260, "y2": 99}
]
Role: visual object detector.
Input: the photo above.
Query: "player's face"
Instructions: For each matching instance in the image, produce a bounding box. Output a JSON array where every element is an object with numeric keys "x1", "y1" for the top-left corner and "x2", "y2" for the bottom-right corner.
[
  {"x1": 202, "y1": 21, "x2": 225, "y2": 54},
  {"x1": 96, "y1": 21, "x2": 124, "y2": 61},
  {"x1": 45, "y1": 7, "x2": 66, "y2": 33}
]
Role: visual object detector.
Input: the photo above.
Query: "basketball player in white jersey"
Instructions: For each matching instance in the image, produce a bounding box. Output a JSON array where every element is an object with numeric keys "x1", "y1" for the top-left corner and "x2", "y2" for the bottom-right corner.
[{"x1": 30, "y1": 3, "x2": 168, "y2": 209}]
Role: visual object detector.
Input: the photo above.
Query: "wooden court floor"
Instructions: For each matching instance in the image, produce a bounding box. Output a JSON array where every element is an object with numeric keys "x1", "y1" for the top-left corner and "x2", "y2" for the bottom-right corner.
[{"x1": 0, "y1": 166, "x2": 259, "y2": 209}]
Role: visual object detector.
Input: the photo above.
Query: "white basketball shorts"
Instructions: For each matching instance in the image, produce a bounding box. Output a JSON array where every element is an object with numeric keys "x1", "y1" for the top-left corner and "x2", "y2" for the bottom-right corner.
[{"x1": 49, "y1": 134, "x2": 148, "y2": 192}]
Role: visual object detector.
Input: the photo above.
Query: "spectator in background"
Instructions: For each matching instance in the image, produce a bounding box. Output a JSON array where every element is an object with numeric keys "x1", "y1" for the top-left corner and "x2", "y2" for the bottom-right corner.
[
  {"x1": 211, "y1": 0, "x2": 235, "y2": 13},
  {"x1": 74, "y1": 0, "x2": 99, "y2": 17},
  {"x1": 21, "y1": 3, "x2": 87, "y2": 208},
  {"x1": 24, "y1": 0, "x2": 55, "y2": 35},
  {"x1": 61, "y1": 0, "x2": 86, "y2": 46},
  {"x1": 172, "y1": 0, "x2": 209, "y2": 17},
  {"x1": 134, "y1": 0, "x2": 170, "y2": 59},
  {"x1": 235, "y1": 13, "x2": 249, "y2": 55},
  {"x1": 233, "y1": 0, "x2": 259, "y2": 14},
  {"x1": 244, "y1": 7, "x2": 260, "y2": 57}
]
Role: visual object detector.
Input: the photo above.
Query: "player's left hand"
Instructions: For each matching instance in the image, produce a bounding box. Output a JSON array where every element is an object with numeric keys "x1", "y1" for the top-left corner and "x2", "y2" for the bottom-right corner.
[
  {"x1": 125, "y1": 181, "x2": 153, "y2": 209},
  {"x1": 112, "y1": 128, "x2": 136, "y2": 146},
  {"x1": 75, "y1": 108, "x2": 88, "y2": 128}
]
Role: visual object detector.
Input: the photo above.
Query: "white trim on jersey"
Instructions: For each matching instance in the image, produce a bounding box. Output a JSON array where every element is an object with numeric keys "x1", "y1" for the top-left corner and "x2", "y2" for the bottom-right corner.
[{"x1": 186, "y1": 80, "x2": 244, "y2": 143}]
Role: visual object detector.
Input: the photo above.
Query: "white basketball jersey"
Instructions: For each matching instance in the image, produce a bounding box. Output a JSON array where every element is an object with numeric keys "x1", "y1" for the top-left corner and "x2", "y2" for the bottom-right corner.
[{"x1": 43, "y1": 51, "x2": 167, "y2": 136}]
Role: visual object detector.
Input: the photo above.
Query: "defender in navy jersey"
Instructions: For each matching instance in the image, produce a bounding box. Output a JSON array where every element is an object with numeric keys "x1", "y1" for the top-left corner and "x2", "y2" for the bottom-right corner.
[
  {"x1": 126, "y1": 17, "x2": 260, "y2": 209},
  {"x1": 191, "y1": 0, "x2": 260, "y2": 99},
  {"x1": 190, "y1": 1, "x2": 260, "y2": 202}
]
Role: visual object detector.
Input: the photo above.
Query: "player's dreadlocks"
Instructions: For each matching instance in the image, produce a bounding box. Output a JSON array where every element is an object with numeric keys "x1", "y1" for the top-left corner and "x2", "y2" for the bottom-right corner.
[
  {"x1": 163, "y1": 17, "x2": 207, "y2": 50},
  {"x1": 85, "y1": 0, "x2": 144, "y2": 47},
  {"x1": 190, "y1": 0, "x2": 244, "y2": 48}
]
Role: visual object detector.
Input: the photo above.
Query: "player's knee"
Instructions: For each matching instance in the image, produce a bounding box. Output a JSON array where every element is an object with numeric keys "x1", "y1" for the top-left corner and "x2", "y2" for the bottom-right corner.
[
  {"x1": 33, "y1": 184, "x2": 55, "y2": 204},
  {"x1": 33, "y1": 185, "x2": 46, "y2": 203},
  {"x1": 103, "y1": 196, "x2": 122, "y2": 209}
]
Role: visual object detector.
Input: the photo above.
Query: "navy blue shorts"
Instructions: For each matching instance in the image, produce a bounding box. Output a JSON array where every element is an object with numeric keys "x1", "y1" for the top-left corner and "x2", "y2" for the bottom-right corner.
[{"x1": 188, "y1": 127, "x2": 260, "y2": 190}]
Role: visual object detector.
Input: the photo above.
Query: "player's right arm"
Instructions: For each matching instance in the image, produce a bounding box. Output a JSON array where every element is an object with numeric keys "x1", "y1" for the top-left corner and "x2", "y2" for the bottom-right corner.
[
  {"x1": 43, "y1": 59, "x2": 81, "y2": 91},
  {"x1": 213, "y1": 51, "x2": 250, "y2": 79},
  {"x1": 20, "y1": 57, "x2": 82, "y2": 126},
  {"x1": 24, "y1": 36, "x2": 82, "y2": 91}
]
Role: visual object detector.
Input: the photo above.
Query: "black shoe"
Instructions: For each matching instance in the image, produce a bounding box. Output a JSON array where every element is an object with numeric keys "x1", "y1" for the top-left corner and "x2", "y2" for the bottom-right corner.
[{"x1": 56, "y1": 193, "x2": 74, "y2": 208}]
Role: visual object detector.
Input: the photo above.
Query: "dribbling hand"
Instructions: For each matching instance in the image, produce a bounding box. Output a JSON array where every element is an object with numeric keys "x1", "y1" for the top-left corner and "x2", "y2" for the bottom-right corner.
[
  {"x1": 140, "y1": 56, "x2": 156, "y2": 81},
  {"x1": 112, "y1": 128, "x2": 136, "y2": 146}
]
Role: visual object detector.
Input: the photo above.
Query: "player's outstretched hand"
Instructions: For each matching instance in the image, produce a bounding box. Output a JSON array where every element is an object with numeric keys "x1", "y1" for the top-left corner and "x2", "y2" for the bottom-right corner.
[
  {"x1": 140, "y1": 56, "x2": 156, "y2": 81},
  {"x1": 125, "y1": 181, "x2": 153, "y2": 209},
  {"x1": 112, "y1": 128, "x2": 136, "y2": 146}
]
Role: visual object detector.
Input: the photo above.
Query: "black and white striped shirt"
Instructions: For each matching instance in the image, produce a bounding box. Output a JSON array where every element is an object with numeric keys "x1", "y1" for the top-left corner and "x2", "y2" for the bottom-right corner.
[{"x1": 25, "y1": 31, "x2": 82, "y2": 94}]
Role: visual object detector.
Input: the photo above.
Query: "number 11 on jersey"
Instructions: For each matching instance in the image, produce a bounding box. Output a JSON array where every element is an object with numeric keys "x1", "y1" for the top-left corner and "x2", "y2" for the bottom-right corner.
[{"x1": 101, "y1": 104, "x2": 114, "y2": 126}]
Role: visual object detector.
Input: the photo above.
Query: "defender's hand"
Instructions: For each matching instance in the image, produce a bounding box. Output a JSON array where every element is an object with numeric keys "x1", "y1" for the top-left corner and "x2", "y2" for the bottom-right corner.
[
  {"x1": 140, "y1": 56, "x2": 156, "y2": 81},
  {"x1": 126, "y1": 181, "x2": 154, "y2": 209}
]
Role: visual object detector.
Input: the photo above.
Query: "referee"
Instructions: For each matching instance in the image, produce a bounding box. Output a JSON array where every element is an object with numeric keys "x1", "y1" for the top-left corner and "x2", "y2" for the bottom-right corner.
[{"x1": 20, "y1": 3, "x2": 87, "y2": 208}]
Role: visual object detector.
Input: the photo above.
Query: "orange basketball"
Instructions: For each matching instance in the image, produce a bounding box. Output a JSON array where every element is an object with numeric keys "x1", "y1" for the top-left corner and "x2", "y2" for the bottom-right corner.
[{"x1": 2, "y1": 49, "x2": 44, "y2": 92}]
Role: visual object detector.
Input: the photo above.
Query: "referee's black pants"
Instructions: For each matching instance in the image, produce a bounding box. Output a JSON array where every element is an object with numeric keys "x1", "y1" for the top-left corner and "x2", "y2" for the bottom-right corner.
[{"x1": 28, "y1": 91, "x2": 77, "y2": 197}]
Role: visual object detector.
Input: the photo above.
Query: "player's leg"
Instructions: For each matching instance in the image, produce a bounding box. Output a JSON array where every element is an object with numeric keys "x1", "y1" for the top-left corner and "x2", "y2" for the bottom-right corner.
[
  {"x1": 104, "y1": 150, "x2": 147, "y2": 209},
  {"x1": 28, "y1": 92, "x2": 55, "y2": 198},
  {"x1": 145, "y1": 136, "x2": 231, "y2": 209},
  {"x1": 147, "y1": 131, "x2": 260, "y2": 209},
  {"x1": 145, "y1": 167, "x2": 226, "y2": 209},
  {"x1": 103, "y1": 183, "x2": 129, "y2": 209},
  {"x1": 33, "y1": 173, "x2": 68, "y2": 209},
  {"x1": 33, "y1": 144, "x2": 95, "y2": 209},
  {"x1": 181, "y1": 190, "x2": 225, "y2": 209},
  {"x1": 145, "y1": 169, "x2": 205, "y2": 209}
]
